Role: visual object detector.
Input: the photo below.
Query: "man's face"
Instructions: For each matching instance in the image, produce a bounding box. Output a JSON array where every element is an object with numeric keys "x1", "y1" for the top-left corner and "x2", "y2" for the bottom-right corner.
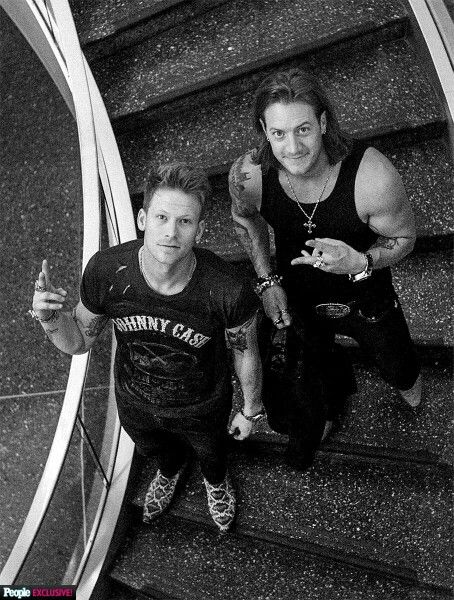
[
  {"x1": 261, "y1": 101, "x2": 327, "y2": 177},
  {"x1": 137, "y1": 187, "x2": 204, "y2": 266}
]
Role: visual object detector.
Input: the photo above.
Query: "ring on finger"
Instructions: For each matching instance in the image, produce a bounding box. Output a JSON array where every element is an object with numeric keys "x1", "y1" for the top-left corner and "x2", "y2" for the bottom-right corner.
[
  {"x1": 273, "y1": 317, "x2": 283, "y2": 326},
  {"x1": 313, "y1": 258, "x2": 325, "y2": 269},
  {"x1": 281, "y1": 309, "x2": 289, "y2": 315},
  {"x1": 34, "y1": 281, "x2": 46, "y2": 292}
]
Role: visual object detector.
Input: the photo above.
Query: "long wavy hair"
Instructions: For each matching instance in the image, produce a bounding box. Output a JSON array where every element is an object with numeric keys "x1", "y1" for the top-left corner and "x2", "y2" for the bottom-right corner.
[{"x1": 253, "y1": 68, "x2": 352, "y2": 172}]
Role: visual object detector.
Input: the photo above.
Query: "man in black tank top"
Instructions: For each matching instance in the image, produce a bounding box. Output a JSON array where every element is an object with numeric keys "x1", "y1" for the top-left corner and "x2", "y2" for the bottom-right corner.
[{"x1": 229, "y1": 68, "x2": 421, "y2": 470}]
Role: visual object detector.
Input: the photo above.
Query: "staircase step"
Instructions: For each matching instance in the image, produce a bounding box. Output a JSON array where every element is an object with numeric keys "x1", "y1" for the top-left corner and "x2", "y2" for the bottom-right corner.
[
  {"x1": 110, "y1": 515, "x2": 450, "y2": 600},
  {"x1": 236, "y1": 351, "x2": 453, "y2": 467},
  {"x1": 70, "y1": 0, "x2": 185, "y2": 45},
  {"x1": 72, "y1": 0, "x2": 228, "y2": 61},
  {"x1": 131, "y1": 453, "x2": 453, "y2": 591},
  {"x1": 116, "y1": 37, "x2": 444, "y2": 195},
  {"x1": 90, "y1": 0, "x2": 408, "y2": 122}
]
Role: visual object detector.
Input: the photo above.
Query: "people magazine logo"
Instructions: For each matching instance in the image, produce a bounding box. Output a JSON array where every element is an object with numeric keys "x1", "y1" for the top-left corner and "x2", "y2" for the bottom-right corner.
[{"x1": 1, "y1": 587, "x2": 75, "y2": 598}]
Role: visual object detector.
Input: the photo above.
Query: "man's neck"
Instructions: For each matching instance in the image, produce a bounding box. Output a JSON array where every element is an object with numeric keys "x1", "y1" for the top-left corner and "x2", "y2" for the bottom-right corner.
[{"x1": 140, "y1": 247, "x2": 196, "y2": 295}]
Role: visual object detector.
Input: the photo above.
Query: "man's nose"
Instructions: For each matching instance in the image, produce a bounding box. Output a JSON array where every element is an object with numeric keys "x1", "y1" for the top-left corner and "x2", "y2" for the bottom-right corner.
[
  {"x1": 164, "y1": 220, "x2": 178, "y2": 237},
  {"x1": 286, "y1": 134, "x2": 299, "y2": 154}
]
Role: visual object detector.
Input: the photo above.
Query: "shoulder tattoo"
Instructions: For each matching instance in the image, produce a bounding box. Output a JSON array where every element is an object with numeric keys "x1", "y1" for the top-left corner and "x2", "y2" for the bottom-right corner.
[
  {"x1": 229, "y1": 155, "x2": 258, "y2": 219},
  {"x1": 226, "y1": 313, "x2": 256, "y2": 352}
]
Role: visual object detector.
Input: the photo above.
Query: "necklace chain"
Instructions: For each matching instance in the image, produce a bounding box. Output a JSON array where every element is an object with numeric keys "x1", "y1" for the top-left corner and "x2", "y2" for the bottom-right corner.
[
  {"x1": 285, "y1": 166, "x2": 333, "y2": 234},
  {"x1": 139, "y1": 247, "x2": 197, "y2": 291}
]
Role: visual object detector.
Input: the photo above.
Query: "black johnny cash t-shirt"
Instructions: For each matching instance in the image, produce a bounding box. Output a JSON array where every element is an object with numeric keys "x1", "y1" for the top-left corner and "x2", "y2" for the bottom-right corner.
[{"x1": 80, "y1": 240, "x2": 259, "y2": 418}]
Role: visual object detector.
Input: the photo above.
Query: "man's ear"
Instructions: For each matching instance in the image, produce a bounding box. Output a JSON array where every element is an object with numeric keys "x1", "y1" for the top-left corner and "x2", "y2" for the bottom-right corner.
[
  {"x1": 320, "y1": 111, "x2": 327, "y2": 134},
  {"x1": 137, "y1": 208, "x2": 146, "y2": 232},
  {"x1": 196, "y1": 219, "x2": 205, "y2": 244}
]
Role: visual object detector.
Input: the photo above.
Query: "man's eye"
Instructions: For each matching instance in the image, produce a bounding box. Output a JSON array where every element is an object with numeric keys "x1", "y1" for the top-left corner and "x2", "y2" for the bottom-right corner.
[
  {"x1": 156, "y1": 214, "x2": 166, "y2": 220},
  {"x1": 297, "y1": 126, "x2": 309, "y2": 135},
  {"x1": 271, "y1": 131, "x2": 284, "y2": 139},
  {"x1": 180, "y1": 219, "x2": 192, "y2": 225}
]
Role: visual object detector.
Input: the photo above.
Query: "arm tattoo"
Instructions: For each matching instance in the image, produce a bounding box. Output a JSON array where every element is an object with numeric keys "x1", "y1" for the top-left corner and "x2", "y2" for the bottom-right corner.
[
  {"x1": 229, "y1": 156, "x2": 258, "y2": 218},
  {"x1": 226, "y1": 314, "x2": 255, "y2": 352},
  {"x1": 84, "y1": 315, "x2": 108, "y2": 337},
  {"x1": 45, "y1": 327, "x2": 59, "y2": 338},
  {"x1": 371, "y1": 236, "x2": 399, "y2": 251}
]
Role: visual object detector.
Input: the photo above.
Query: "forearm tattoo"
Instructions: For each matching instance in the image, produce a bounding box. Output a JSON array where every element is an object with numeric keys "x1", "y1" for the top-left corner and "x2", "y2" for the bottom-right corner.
[
  {"x1": 85, "y1": 315, "x2": 108, "y2": 337},
  {"x1": 226, "y1": 314, "x2": 256, "y2": 352},
  {"x1": 371, "y1": 236, "x2": 399, "y2": 250}
]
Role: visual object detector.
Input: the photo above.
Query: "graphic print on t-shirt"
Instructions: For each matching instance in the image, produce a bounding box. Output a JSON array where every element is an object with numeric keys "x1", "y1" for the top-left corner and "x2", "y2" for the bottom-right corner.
[{"x1": 114, "y1": 312, "x2": 213, "y2": 410}]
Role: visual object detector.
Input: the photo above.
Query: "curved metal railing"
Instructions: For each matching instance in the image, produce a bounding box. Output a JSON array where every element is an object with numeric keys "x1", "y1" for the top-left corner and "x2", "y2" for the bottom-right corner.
[
  {"x1": 0, "y1": 0, "x2": 452, "y2": 597},
  {"x1": 0, "y1": 0, "x2": 136, "y2": 596}
]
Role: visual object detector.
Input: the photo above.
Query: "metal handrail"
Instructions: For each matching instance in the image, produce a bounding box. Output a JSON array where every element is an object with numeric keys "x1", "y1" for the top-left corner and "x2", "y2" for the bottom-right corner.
[
  {"x1": 0, "y1": 0, "x2": 136, "y2": 592},
  {"x1": 407, "y1": 0, "x2": 454, "y2": 153}
]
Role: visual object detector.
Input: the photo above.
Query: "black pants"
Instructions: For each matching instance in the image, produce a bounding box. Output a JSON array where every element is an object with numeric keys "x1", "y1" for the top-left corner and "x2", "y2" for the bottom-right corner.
[
  {"x1": 261, "y1": 296, "x2": 420, "y2": 470},
  {"x1": 117, "y1": 401, "x2": 230, "y2": 484}
]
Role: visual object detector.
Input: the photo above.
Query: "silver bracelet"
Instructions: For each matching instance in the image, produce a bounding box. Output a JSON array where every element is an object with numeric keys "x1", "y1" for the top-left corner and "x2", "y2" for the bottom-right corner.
[{"x1": 254, "y1": 273, "x2": 283, "y2": 297}]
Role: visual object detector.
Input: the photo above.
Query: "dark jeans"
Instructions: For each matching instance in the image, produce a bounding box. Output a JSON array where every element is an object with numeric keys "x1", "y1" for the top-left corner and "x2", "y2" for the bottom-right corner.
[
  {"x1": 261, "y1": 295, "x2": 420, "y2": 470},
  {"x1": 117, "y1": 401, "x2": 230, "y2": 484}
]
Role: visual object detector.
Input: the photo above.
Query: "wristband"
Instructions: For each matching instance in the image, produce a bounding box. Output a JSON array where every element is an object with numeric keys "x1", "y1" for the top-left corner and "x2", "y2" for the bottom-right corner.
[
  {"x1": 254, "y1": 273, "x2": 283, "y2": 297},
  {"x1": 240, "y1": 407, "x2": 266, "y2": 423},
  {"x1": 28, "y1": 309, "x2": 58, "y2": 323},
  {"x1": 348, "y1": 252, "x2": 373, "y2": 283}
]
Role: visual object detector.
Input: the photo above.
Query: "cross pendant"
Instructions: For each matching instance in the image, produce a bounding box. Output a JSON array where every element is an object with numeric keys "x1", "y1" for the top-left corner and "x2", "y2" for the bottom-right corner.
[{"x1": 304, "y1": 220, "x2": 316, "y2": 234}]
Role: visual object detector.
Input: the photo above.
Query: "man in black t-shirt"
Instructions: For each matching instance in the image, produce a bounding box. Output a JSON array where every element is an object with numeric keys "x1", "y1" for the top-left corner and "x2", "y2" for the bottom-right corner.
[{"x1": 31, "y1": 162, "x2": 263, "y2": 532}]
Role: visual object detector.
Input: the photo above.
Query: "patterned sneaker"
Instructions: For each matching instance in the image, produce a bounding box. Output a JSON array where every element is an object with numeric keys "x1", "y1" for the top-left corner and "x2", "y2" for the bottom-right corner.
[
  {"x1": 143, "y1": 467, "x2": 184, "y2": 524},
  {"x1": 399, "y1": 373, "x2": 422, "y2": 408},
  {"x1": 203, "y1": 473, "x2": 236, "y2": 532}
]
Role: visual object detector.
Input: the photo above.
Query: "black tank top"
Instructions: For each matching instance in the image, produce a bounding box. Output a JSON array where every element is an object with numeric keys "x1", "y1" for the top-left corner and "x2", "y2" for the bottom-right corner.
[{"x1": 260, "y1": 144, "x2": 394, "y2": 307}]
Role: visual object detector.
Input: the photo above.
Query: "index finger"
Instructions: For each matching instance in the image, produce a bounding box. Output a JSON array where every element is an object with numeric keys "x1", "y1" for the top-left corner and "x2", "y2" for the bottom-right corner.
[{"x1": 41, "y1": 259, "x2": 51, "y2": 288}]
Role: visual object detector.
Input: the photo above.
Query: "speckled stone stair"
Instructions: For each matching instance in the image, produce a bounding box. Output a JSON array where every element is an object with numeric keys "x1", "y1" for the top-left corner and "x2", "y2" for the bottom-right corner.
[
  {"x1": 110, "y1": 515, "x2": 450, "y2": 600},
  {"x1": 71, "y1": 0, "x2": 228, "y2": 60},
  {"x1": 116, "y1": 36, "x2": 445, "y2": 191},
  {"x1": 237, "y1": 349, "x2": 453, "y2": 468},
  {"x1": 130, "y1": 453, "x2": 453, "y2": 592},
  {"x1": 86, "y1": 0, "x2": 408, "y2": 125}
]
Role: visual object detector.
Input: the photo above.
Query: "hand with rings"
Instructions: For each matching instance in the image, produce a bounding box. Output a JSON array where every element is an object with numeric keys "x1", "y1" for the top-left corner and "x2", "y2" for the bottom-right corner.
[
  {"x1": 290, "y1": 237, "x2": 365, "y2": 275},
  {"x1": 31, "y1": 259, "x2": 68, "y2": 321}
]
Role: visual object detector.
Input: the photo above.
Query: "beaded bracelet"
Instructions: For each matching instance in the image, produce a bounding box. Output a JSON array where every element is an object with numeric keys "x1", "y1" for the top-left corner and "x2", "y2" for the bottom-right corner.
[{"x1": 254, "y1": 273, "x2": 283, "y2": 297}]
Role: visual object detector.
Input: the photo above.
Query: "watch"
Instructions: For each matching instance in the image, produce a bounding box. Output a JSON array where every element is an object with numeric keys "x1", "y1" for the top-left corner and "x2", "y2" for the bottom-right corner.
[
  {"x1": 349, "y1": 252, "x2": 373, "y2": 283},
  {"x1": 240, "y1": 408, "x2": 266, "y2": 423}
]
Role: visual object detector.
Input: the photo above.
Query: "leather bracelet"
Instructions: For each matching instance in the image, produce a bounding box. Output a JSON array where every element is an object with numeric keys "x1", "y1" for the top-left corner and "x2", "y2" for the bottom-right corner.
[
  {"x1": 28, "y1": 309, "x2": 58, "y2": 323},
  {"x1": 254, "y1": 273, "x2": 283, "y2": 297},
  {"x1": 240, "y1": 407, "x2": 266, "y2": 423}
]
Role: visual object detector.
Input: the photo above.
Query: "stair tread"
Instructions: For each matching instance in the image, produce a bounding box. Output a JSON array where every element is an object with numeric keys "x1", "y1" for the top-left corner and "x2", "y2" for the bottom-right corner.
[
  {"x1": 110, "y1": 516, "x2": 448, "y2": 600},
  {"x1": 70, "y1": 0, "x2": 184, "y2": 44},
  {"x1": 91, "y1": 0, "x2": 407, "y2": 120},
  {"x1": 235, "y1": 357, "x2": 453, "y2": 465},
  {"x1": 132, "y1": 453, "x2": 453, "y2": 589},
  {"x1": 117, "y1": 38, "x2": 445, "y2": 195}
]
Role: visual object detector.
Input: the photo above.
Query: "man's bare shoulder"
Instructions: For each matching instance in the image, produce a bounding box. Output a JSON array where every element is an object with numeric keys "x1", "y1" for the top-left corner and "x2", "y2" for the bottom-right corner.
[
  {"x1": 229, "y1": 150, "x2": 263, "y2": 216},
  {"x1": 356, "y1": 146, "x2": 406, "y2": 210}
]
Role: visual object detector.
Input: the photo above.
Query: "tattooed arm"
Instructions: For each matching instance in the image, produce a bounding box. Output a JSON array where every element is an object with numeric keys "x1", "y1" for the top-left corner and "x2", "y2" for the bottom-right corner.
[
  {"x1": 229, "y1": 151, "x2": 272, "y2": 276},
  {"x1": 39, "y1": 300, "x2": 108, "y2": 355},
  {"x1": 226, "y1": 312, "x2": 263, "y2": 440},
  {"x1": 229, "y1": 152, "x2": 291, "y2": 329},
  {"x1": 363, "y1": 147, "x2": 416, "y2": 269},
  {"x1": 32, "y1": 259, "x2": 108, "y2": 354}
]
